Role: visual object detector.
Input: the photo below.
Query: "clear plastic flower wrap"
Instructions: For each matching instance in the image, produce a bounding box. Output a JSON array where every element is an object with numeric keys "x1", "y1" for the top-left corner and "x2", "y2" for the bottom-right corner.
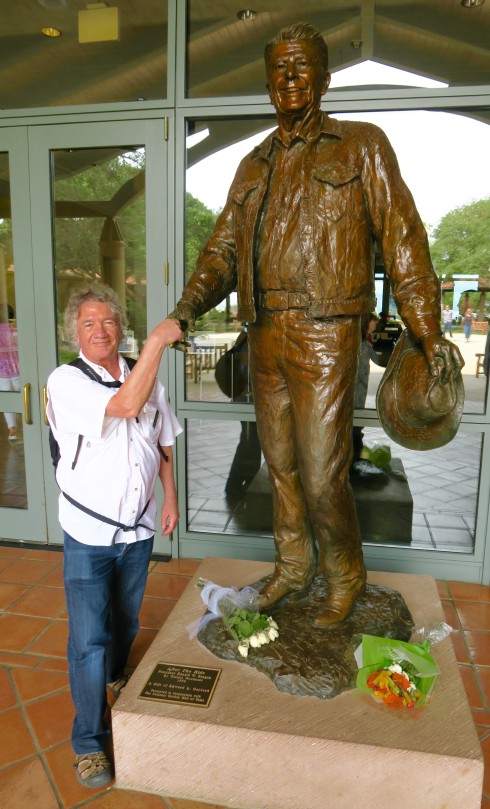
[
  {"x1": 355, "y1": 622, "x2": 452, "y2": 709},
  {"x1": 188, "y1": 578, "x2": 279, "y2": 657}
]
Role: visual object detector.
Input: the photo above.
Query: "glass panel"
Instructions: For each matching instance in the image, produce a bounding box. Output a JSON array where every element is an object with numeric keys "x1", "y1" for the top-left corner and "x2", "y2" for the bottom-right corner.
[
  {"x1": 353, "y1": 426, "x2": 479, "y2": 554},
  {"x1": 0, "y1": 152, "x2": 27, "y2": 508},
  {"x1": 186, "y1": 1, "x2": 490, "y2": 98},
  {"x1": 52, "y1": 146, "x2": 146, "y2": 365},
  {"x1": 185, "y1": 110, "x2": 490, "y2": 412},
  {"x1": 185, "y1": 117, "x2": 274, "y2": 403},
  {"x1": 341, "y1": 109, "x2": 490, "y2": 415},
  {"x1": 0, "y1": 2, "x2": 168, "y2": 109},
  {"x1": 186, "y1": 417, "x2": 480, "y2": 555}
]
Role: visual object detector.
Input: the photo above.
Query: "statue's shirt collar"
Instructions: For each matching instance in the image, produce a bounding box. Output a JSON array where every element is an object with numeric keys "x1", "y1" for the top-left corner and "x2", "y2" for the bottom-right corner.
[{"x1": 253, "y1": 112, "x2": 342, "y2": 160}]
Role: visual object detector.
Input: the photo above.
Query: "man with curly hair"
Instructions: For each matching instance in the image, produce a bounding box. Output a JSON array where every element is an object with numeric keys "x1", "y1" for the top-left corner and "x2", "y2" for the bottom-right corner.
[{"x1": 47, "y1": 284, "x2": 183, "y2": 787}]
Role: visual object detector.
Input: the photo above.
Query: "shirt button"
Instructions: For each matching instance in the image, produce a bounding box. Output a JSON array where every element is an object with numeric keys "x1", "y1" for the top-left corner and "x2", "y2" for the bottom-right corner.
[{"x1": 135, "y1": 463, "x2": 139, "y2": 467}]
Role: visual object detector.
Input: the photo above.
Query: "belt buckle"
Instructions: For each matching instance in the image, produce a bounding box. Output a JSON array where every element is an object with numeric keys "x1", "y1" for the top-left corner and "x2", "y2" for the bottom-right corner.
[
  {"x1": 269, "y1": 291, "x2": 288, "y2": 310},
  {"x1": 288, "y1": 292, "x2": 308, "y2": 309}
]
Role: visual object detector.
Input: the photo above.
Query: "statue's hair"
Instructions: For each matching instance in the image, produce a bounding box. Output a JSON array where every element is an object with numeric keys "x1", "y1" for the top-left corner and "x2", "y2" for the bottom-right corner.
[
  {"x1": 64, "y1": 283, "x2": 126, "y2": 345},
  {"x1": 265, "y1": 22, "x2": 329, "y2": 73}
]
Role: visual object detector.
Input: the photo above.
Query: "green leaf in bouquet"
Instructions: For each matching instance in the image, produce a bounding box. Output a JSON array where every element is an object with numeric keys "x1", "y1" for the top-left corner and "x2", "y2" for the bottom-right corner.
[{"x1": 237, "y1": 619, "x2": 252, "y2": 637}]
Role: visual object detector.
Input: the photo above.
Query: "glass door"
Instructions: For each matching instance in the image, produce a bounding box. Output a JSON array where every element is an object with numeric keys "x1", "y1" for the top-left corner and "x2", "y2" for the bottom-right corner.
[
  {"x1": 27, "y1": 118, "x2": 172, "y2": 549},
  {"x1": 0, "y1": 128, "x2": 47, "y2": 541}
]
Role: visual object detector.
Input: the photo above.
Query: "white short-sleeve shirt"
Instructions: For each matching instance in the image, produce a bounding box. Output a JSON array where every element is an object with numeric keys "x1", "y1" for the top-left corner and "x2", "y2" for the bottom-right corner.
[{"x1": 47, "y1": 352, "x2": 183, "y2": 546}]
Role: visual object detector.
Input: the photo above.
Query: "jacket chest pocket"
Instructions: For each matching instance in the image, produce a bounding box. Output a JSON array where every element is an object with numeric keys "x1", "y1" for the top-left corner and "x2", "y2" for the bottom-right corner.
[
  {"x1": 231, "y1": 177, "x2": 262, "y2": 207},
  {"x1": 313, "y1": 163, "x2": 361, "y2": 223}
]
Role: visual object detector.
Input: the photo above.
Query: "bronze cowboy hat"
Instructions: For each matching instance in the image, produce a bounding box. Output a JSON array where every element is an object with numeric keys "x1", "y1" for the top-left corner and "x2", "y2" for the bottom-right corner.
[{"x1": 376, "y1": 329, "x2": 464, "y2": 451}]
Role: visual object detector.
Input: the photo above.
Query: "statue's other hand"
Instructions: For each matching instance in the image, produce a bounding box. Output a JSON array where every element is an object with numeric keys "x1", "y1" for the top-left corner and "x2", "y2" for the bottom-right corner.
[
  {"x1": 420, "y1": 333, "x2": 465, "y2": 383},
  {"x1": 168, "y1": 303, "x2": 196, "y2": 332}
]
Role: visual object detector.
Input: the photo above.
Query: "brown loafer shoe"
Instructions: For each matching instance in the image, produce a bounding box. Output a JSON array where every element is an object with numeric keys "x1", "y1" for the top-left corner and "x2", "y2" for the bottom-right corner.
[
  {"x1": 74, "y1": 751, "x2": 114, "y2": 788},
  {"x1": 313, "y1": 580, "x2": 366, "y2": 629}
]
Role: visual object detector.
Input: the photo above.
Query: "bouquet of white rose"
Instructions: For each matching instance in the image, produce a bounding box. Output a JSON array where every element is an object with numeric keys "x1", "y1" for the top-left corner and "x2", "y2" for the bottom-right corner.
[{"x1": 188, "y1": 578, "x2": 279, "y2": 657}]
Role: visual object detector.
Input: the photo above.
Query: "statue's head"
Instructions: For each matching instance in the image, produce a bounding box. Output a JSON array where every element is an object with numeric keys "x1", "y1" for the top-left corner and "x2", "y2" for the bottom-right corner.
[{"x1": 264, "y1": 22, "x2": 331, "y2": 119}]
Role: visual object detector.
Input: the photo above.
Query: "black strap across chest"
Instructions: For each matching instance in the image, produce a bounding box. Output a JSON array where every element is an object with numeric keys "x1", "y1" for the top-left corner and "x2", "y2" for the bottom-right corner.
[{"x1": 55, "y1": 355, "x2": 155, "y2": 540}]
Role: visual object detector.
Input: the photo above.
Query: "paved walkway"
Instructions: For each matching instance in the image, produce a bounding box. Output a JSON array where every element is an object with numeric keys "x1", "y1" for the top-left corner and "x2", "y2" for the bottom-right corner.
[{"x1": 1, "y1": 545, "x2": 490, "y2": 807}]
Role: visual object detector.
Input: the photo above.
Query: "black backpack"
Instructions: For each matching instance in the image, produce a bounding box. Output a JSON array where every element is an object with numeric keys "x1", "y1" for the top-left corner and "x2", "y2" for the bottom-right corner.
[{"x1": 48, "y1": 355, "x2": 137, "y2": 471}]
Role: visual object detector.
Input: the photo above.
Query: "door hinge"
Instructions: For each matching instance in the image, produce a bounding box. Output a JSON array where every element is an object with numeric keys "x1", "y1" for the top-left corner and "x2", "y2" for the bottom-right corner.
[{"x1": 164, "y1": 261, "x2": 169, "y2": 286}]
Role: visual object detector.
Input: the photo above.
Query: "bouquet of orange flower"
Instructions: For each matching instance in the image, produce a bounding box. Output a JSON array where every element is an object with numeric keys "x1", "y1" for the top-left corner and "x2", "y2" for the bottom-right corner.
[
  {"x1": 355, "y1": 623, "x2": 451, "y2": 709},
  {"x1": 365, "y1": 663, "x2": 421, "y2": 709}
]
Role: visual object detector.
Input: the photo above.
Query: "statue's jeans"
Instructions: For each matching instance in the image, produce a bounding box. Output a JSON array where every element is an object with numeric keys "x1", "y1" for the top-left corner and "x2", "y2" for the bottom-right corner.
[{"x1": 248, "y1": 309, "x2": 366, "y2": 594}]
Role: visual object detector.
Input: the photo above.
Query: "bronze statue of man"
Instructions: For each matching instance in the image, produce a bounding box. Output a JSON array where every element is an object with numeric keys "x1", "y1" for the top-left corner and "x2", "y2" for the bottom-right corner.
[{"x1": 170, "y1": 22, "x2": 463, "y2": 628}]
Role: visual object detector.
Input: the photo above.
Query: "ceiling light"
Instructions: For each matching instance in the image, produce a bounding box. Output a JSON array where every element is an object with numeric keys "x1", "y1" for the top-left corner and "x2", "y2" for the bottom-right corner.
[
  {"x1": 237, "y1": 9, "x2": 258, "y2": 21},
  {"x1": 461, "y1": 0, "x2": 485, "y2": 7},
  {"x1": 41, "y1": 27, "x2": 62, "y2": 37}
]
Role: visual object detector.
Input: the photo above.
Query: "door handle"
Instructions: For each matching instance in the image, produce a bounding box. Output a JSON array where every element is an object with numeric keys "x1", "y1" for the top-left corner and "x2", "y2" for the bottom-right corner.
[
  {"x1": 23, "y1": 383, "x2": 33, "y2": 425},
  {"x1": 42, "y1": 385, "x2": 49, "y2": 426}
]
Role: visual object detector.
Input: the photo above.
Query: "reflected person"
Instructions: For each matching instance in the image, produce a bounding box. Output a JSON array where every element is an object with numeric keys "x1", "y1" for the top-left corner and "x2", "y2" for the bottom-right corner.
[
  {"x1": 222, "y1": 330, "x2": 262, "y2": 496},
  {"x1": 170, "y1": 22, "x2": 463, "y2": 628}
]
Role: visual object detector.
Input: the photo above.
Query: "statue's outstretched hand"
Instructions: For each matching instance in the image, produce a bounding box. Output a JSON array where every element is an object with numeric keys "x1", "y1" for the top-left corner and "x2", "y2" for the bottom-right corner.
[
  {"x1": 420, "y1": 333, "x2": 465, "y2": 383},
  {"x1": 167, "y1": 303, "x2": 196, "y2": 333}
]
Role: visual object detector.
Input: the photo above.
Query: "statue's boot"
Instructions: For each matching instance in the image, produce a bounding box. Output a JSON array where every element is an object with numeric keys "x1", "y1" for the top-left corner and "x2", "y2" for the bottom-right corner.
[
  {"x1": 257, "y1": 573, "x2": 312, "y2": 611},
  {"x1": 313, "y1": 570, "x2": 367, "y2": 629}
]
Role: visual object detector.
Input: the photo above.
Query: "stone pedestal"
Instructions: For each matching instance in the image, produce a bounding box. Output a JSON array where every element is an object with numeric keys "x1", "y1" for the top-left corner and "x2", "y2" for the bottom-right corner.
[
  {"x1": 112, "y1": 558, "x2": 483, "y2": 809},
  {"x1": 350, "y1": 457, "x2": 413, "y2": 543}
]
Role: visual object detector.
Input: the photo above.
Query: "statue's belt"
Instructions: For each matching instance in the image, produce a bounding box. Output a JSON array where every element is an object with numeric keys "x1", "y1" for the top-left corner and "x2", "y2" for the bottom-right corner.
[{"x1": 258, "y1": 291, "x2": 309, "y2": 310}]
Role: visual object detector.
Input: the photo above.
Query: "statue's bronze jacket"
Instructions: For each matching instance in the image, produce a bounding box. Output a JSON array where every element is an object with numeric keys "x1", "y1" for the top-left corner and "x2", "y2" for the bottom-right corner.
[{"x1": 179, "y1": 113, "x2": 441, "y2": 341}]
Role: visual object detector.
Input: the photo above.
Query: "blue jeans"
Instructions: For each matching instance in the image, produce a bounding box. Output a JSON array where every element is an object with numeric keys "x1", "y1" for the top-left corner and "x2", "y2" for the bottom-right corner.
[{"x1": 63, "y1": 532, "x2": 154, "y2": 755}]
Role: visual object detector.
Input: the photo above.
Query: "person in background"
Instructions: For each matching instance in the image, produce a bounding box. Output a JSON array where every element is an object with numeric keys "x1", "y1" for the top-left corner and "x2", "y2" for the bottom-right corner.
[
  {"x1": 442, "y1": 305, "x2": 453, "y2": 338},
  {"x1": 221, "y1": 330, "x2": 262, "y2": 496},
  {"x1": 0, "y1": 303, "x2": 20, "y2": 440},
  {"x1": 462, "y1": 308, "x2": 474, "y2": 342},
  {"x1": 47, "y1": 284, "x2": 184, "y2": 789}
]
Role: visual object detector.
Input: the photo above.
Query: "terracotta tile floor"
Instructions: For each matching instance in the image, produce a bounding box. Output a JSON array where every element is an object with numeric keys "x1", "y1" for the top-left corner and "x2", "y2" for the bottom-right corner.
[{"x1": 0, "y1": 545, "x2": 489, "y2": 809}]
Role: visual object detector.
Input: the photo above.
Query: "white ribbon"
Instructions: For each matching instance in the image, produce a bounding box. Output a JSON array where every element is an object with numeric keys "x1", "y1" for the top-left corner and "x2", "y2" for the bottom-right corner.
[{"x1": 187, "y1": 579, "x2": 260, "y2": 639}]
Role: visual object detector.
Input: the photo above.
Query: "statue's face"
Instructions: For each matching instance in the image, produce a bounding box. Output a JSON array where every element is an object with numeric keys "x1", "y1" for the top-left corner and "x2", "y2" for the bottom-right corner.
[{"x1": 266, "y1": 40, "x2": 330, "y2": 117}]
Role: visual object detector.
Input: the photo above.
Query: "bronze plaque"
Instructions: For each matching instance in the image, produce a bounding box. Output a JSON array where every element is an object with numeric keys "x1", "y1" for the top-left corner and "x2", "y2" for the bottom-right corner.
[{"x1": 138, "y1": 662, "x2": 221, "y2": 708}]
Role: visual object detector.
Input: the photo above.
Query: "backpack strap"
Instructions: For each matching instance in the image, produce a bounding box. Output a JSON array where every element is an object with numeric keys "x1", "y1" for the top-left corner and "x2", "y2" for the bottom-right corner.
[
  {"x1": 66, "y1": 355, "x2": 137, "y2": 468},
  {"x1": 62, "y1": 491, "x2": 151, "y2": 542}
]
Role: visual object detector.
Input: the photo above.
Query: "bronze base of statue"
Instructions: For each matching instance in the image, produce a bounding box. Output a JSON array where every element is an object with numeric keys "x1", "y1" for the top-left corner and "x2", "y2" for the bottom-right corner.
[
  {"x1": 312, "y1": 577, "x2": 367, "y2": 629},
  {"x1": 197, "y1": 573, "x2": 414, "y2": 700}
]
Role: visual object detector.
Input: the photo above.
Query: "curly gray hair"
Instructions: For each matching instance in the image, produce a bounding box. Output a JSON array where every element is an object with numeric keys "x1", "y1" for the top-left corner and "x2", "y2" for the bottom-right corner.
[
  {"x1": 64, "y1": 284, "x2": 127, "y2": 346},
  {"x1": 265, "y1": 22, "x2": 329, "y2": 74}
]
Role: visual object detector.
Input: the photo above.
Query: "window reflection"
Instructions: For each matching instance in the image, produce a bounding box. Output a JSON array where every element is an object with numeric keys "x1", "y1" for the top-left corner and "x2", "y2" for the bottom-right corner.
[
  {"x1": 186, "y1": 2, "x2": 490, "y2": 97},
  {"x1": 1, "y1": 4, "x2": 168, "y2": 109},
  {"x1": 186, "y1": 418, "x2": 479, "y2": 555},
  {"x1": 185, "y1": 111, "x2": 490, "y2": 412},
  {"x1": 0, "y1": 152, "x2": 27, "y2": 509},
  {"x1": 52, "y1": 146, "x2": 146, "y2": 365}
]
